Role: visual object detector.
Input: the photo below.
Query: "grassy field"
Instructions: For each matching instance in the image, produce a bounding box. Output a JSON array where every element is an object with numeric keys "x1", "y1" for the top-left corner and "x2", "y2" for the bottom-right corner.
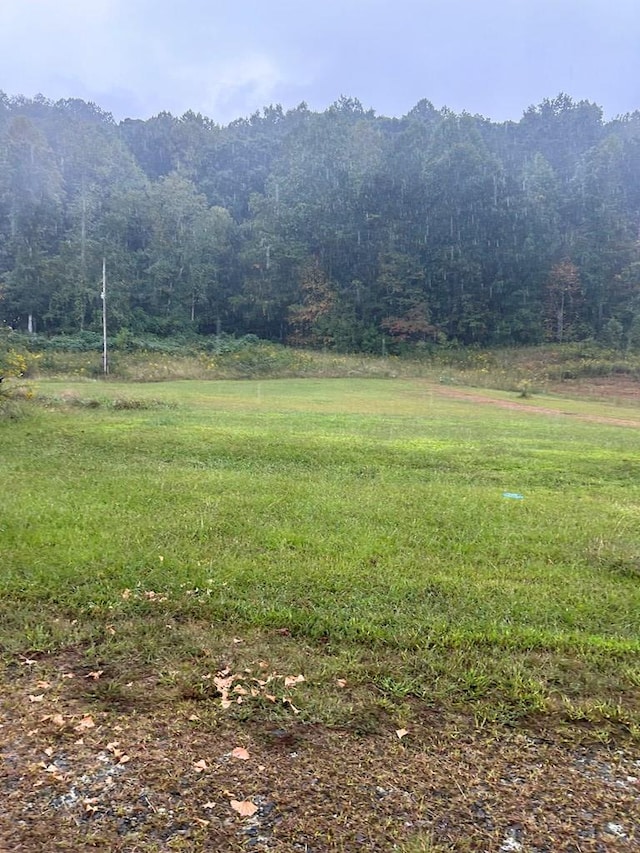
[{"x1": 1, "y1": 375, "x2": 639, "y2": 850}]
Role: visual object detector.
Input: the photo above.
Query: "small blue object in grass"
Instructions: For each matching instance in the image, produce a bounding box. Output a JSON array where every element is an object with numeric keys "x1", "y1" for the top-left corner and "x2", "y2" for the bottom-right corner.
[{"x1": 502, "y1": 492, "x2": 524, "y2": 500}]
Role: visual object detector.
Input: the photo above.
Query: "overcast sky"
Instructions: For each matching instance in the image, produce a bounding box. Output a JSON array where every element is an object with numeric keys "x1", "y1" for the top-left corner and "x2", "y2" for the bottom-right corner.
[{"x1": 1, "y1": 0, "x2": 638, "y2": 124}]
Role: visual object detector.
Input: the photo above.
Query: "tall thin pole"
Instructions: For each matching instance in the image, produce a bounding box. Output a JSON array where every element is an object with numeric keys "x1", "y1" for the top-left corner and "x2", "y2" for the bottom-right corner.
[{"x1": 101, "y1": 257, "x2": 108, "y2": 376}]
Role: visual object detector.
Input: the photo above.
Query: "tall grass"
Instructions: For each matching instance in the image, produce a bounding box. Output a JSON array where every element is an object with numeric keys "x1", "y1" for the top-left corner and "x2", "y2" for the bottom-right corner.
[{"x1": 4, "y1": 328, "x2": 640, "y2": 392}]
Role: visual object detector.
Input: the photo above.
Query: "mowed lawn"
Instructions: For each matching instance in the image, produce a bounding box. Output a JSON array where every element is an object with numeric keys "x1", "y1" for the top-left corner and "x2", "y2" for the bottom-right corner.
[{"x1": 1, "y1": 377, "x2": 639, "y2": 730}]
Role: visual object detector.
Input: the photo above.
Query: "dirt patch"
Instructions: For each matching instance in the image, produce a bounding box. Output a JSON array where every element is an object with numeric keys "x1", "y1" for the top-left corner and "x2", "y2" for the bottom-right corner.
[
  {"x1": 434, "y1": 385, "x2": 640, "y2": 429},
  {"x1": 547, "y1": 377, "x2": 640, "y2": 406},
  {"x1": 1, "y1": 662, "x2": 638, "y2": 852}
]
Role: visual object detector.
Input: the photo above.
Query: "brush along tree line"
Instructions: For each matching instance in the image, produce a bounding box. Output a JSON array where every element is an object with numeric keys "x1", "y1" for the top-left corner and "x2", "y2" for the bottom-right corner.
[{"x1": 0, "y1": 92, "x2": 639, "y2": 352}]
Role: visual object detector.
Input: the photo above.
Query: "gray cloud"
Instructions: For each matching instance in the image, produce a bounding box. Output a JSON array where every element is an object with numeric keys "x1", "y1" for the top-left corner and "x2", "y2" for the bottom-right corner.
[{"x1": 0, "y1": 0, "x2": 638, "y2": 123}]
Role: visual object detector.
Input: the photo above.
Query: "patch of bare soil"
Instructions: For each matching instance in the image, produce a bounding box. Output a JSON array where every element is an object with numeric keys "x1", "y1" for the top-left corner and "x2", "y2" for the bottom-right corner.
[
  {"x1": 434, "y1": 382, "x2": 640, "y2": 428},
  {"x1": 546, "y1": 377, "x2": 640, "y2": 406},
  {"x1": 1, "y1": 661, "x2": 638, "y2": 852}
]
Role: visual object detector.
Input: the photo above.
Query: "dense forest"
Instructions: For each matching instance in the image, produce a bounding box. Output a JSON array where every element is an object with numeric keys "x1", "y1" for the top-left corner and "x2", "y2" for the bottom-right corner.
[{"x1": 0, "y1": 91, "x2": 639, "y2": 351}]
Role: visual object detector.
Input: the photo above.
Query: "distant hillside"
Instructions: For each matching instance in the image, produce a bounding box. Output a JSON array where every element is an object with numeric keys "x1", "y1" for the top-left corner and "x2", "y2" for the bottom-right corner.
[{"x1": 1, "y1": 91, "x2": 639, "y2": 352}]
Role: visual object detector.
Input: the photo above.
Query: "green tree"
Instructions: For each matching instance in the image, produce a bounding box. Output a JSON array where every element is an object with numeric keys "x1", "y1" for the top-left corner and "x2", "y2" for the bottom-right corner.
[{"x1": 0, "y1": 116, "x2": 62, "y2": 331}]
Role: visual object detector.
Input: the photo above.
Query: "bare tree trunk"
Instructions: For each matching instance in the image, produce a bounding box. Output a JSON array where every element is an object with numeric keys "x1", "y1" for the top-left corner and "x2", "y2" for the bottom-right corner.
[{"x1": 557, "y1": 291, "x2": 565, "y2": 343}]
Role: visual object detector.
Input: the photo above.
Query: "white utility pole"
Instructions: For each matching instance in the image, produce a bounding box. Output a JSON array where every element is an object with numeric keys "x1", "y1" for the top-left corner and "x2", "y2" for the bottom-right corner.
[{"x1": 101, "y1": 257, "x2": 108, "y2": 375}]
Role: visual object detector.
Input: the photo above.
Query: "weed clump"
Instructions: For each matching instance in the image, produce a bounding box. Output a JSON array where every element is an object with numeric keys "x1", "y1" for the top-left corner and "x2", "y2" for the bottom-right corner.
[{"x1": 0, "y1": 346, "x2": 37, "y2": 418}]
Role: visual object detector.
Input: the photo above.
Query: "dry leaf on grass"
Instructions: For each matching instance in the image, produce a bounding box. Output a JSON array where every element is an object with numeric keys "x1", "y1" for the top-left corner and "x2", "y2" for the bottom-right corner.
[
  {"x1": 83, "y1": 797, "x2": 100, "y2": 813},
  {"x1": 396, "y1": 729, "x2": 409, "y2": 739},
  {"x1": 284, "y1": 674, "x2": 306, "y2": 687},
  {"x1": 42, "y1": 764, "x2": 66, "y2": 781},
  {"x1": 231, "y1": 747, "x2": 250, "y2": 761},
  {"x1": 28, "y1": 694, "x2": 45, "y2": 703},
  {"x1": 106, "y1": 741, "x2": 130, "y2": 763},
  {"x1": 85, "y1": 670, "x2": 103, "y2": 680},
  {"x1": 193, "y1": 759, "x2": 208, "y2": 772},
  {"x1": 230, "y1": 799, "x2": 258, "y2": 817},
  {"x1": 74, "y1": 715, "x2": 95, "y2": 732},
  {"x1": 36, "y1": 681, "x2": 51, "y2": 690}
]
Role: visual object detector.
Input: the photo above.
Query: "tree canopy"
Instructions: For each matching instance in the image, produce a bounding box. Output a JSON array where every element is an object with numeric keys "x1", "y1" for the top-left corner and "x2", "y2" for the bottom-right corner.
[{"x1": 1, "y1": 92, "x2": 639, "y2": 351}]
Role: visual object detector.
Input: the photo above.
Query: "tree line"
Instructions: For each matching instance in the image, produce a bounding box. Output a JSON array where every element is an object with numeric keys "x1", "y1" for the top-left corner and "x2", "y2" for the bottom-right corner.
[{"x1": 1, "y1": 91, "x2": 639, "y2": 351}]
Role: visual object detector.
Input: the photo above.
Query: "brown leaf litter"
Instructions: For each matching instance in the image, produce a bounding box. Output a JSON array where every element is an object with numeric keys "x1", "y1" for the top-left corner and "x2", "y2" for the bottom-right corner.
[{"x1": 0, "y1": 662, "x2": 638, "y2": 851}]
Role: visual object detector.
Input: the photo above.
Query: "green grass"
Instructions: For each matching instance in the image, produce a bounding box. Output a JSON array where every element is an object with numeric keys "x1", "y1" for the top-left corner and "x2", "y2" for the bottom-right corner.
[{"x1": 1, "y1": 377, "x2": 639, "y2": 733}]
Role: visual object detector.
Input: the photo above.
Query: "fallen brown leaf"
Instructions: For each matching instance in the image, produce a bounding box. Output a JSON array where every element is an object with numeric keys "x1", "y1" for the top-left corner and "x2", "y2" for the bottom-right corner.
[
  {"x1": 85, "y1": 670, "x2": 104, "y2": 680},
  {"x1": 231, "y1": 747, "x2": 250, "y2": 761},
  {"x1": 83, "y1": 799, "x2": 100, "y2": 814},
  {"x1": 43, "y1": 764, "x2": 65, "y2": 781},
  {"x1": 74, "y1": 715, "x2": 95, "y2": 732},
  {"x1": 230, "y1": 799, "x2": 258, "y2": 817},
  {"x1": 396, "y1": 729, "x2": 409, "y2": 739}
]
